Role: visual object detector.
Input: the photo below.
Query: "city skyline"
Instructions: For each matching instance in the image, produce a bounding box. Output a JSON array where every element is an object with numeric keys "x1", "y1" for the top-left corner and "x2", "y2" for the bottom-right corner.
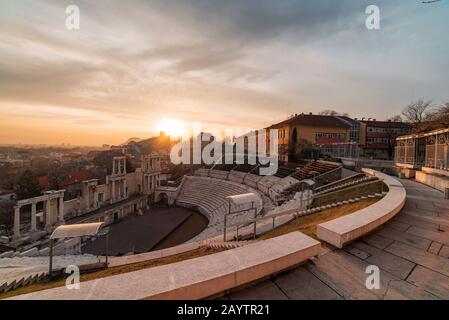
[{"x1": 1, "y1": 0, "x2": 448, "y2": 146}]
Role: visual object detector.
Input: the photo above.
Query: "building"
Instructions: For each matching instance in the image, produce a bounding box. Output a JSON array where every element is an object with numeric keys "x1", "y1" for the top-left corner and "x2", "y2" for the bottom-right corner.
[
  {"x1": 9, "y1": 153, "x2": 162, "y2": 242},
  {"x1": 37, "y1": 170, "x2": 94, "y2": 200},
  {"x1": 360, "y1": 120, "x2": 412, "y2": 160},
  {"x1": 395, "y1": 127, "x2": 449, "y2": 191},
  {"x1": 335, "y1": 116, "x2": 362, "y2": 143},
  {"x1": 268, "y1": 114, "x2": 411, "y2": 161},
  {"x1": 268, "y1": 113, "x2": 351, "y2": 162}
]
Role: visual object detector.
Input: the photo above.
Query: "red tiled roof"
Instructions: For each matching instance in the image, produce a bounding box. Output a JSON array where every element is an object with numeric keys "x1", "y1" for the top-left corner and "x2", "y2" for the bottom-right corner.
[
  {"x1": 268, "y1": 114, "x2": 351, "y2": 129},
  {"x1": 68, "y1": 170, "x2": 92, "y2": 184},
  {"x1": 37, "y1": 176, "x2": 50, "y2": 189},
  {"x1": 37, "y1": 170, "x2": 93, "y2": 189},
  {"x1": 361, "y1": 120, "x2": 412, "y2": 128}
]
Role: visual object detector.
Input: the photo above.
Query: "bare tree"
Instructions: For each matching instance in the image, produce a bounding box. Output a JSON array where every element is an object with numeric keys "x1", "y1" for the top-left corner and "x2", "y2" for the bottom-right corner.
[
  {"x1": 428, "y1": 101, "x2": 449, "y2": 127},
  {"x1": 387, "y1": 115, "x2": 402, "y2": 122},
  {"x1": 319, "y1": 109, "x2": 349, "y2": 117},
  {"x1": 401, "y1": 99, "x2": 434, "y2": 126},
  {"x1": 437, "y1": 102, "x2": 449, "y2": 115}
]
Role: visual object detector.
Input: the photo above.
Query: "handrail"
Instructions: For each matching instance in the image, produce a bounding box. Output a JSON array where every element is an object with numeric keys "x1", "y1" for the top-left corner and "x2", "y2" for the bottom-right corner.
[
  {"x1": 225, "y1": 178, "x2": 385, "y2": 234},
  {"x1": 310, "y1": 165, "x2": 342, "y2": 184},
  {"x1": 314, "y1": 173, "x2": 365, "y2": 192}
]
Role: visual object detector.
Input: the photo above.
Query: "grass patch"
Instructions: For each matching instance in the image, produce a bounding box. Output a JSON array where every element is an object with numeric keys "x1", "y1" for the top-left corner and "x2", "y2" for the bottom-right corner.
[
  {"x1": 0, "y1": 246, "x2": 226, "y2": 299},
  {"x1": 258, "y1": 198, "x2": 379, "y2": 240},
  {"x1": 312, "y1": 182, "x2": 386, "y2": 207}
]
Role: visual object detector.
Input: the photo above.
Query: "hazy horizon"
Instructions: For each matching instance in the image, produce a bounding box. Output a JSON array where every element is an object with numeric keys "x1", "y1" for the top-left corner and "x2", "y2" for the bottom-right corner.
[{"x1": 1, "y1": 0, "x2": 448, "y2": 146}]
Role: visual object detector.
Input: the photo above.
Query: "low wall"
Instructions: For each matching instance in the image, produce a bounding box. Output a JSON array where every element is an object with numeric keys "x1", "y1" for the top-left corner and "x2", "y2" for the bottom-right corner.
[
  {"x1": 316, "y1": 169, "x2": 406, "y2": 248},
  {"x1": 9, "y1": 232, "x2": 320, "y2": 300},
  {"x1": 109, "y1": 242, "x2": 201, "y2": 267},
  {"x1": 342, "y1": 158, "x2": 395, "y2": 171},
  {"x1": 415, "y1": 168, "x2": 449, "y2": 192}
]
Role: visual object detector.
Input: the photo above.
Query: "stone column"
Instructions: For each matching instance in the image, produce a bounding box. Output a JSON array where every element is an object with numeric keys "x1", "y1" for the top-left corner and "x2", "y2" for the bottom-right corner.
[
  {"x1": 118, "y1": 181, "x2": 120, "y2": 200},
  {"x1": 123, "y1": 179, "x2": 127, "y2": 198},
  {"x1": 45, "y1": 199, "x2": 52, "y2": 229},
  {"x1": 31, "y1": 202, "x2": 37, "y2": 232},
  {"x1": 94, "y1": 191, "x2": 98, "y2": 207},
  {"x1": 13, "y1": 206, "x2": 20, "y2": 239},
  {"x1": 85, "y1": 187, "x2": 90, "y2": 209},
  {"x1": 58, "y1": 196, "x2": 64, "y2": 223},
  {"x1": 111, "y1": 180, "x2": 116, "y2": 203}
]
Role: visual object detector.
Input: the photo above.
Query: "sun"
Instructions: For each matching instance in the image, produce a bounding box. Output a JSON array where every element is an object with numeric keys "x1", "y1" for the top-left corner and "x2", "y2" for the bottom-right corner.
[{"x1": 157, "y1": 118, "x2": 187, "y2": 138}]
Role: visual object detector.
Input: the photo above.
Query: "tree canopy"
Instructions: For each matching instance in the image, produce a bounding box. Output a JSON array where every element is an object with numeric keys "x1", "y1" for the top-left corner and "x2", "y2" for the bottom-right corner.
[{"x1": 15, "y1": 170, "x2": 43, "y2": 200}]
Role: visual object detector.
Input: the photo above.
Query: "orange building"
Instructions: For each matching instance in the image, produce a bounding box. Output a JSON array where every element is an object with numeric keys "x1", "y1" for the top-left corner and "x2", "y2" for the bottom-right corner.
[{"x1": 267, "y1": 113, "x2": 351, "y2": 162}]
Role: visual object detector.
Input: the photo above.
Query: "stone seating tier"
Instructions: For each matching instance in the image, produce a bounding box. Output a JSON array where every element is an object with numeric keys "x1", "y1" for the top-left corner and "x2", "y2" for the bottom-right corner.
[
  {"x1": 8, "y1": 232, "x2": 320, "y2": 300},
  {"x1": 176, "y1": 176, "x2": 264, "y2": 241}
]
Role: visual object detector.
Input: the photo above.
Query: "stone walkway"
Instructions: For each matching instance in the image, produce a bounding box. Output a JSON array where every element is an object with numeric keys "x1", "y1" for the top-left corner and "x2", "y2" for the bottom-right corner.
[{"x1": 226, "y1": 178, "x2": 449, "y2": 300}]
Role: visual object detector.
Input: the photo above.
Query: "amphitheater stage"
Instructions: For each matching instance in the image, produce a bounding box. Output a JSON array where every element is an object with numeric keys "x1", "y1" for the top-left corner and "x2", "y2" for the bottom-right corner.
[{"x1": 82, "y1": 206, "x2": 208, "y2": 256}]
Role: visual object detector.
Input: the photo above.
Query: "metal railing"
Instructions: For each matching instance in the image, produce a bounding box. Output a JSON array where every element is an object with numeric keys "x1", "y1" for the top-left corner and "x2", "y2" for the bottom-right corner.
[{"x1": 223, "y1": 178, "x2": 385, "y2": 242}]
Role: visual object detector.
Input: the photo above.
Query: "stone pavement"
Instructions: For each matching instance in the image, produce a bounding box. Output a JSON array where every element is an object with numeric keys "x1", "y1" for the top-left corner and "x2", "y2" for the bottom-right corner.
[{"x1": 226, "y1": 178, "x2": 449, "y2": 300}]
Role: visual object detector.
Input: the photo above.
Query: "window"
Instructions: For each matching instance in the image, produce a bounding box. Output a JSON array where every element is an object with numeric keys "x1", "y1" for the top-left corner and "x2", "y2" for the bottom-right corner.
[
  {"x1": 315, "y1": 132, "x2": 346, "y2": 141},
  {"x1": 367, "y1": 137, "x2": 389, "y2": 144}
]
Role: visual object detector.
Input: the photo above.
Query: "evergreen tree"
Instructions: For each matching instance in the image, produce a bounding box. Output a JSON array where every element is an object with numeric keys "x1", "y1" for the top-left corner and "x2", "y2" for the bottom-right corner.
[{"x1": 16, "y1": 170, "x2": 43, "y2": 200}]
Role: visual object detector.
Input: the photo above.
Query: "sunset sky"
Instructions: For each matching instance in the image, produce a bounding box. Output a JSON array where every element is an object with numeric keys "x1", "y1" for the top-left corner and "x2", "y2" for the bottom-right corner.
[{"x1": 1, "y1": 0, "x2": 448, "y2": 146}]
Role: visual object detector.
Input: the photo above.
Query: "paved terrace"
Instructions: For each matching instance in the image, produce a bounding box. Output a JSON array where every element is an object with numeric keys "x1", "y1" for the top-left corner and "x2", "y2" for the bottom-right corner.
[{"x1": 226, "y1": 178, "x2": 449, "y2": 300}]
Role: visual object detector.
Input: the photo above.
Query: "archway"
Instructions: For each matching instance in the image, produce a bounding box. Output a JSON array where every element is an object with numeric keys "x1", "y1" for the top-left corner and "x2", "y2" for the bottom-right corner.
[{"x1": 155, "y1": 192, "x2": 169, "y2": 206}]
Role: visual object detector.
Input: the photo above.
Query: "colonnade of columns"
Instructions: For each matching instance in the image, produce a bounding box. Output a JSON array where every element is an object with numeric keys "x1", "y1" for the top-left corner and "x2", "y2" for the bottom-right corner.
[
  {"x1": 112, "y1": 156, "x2": 126, "y2": 175},
  {"x1": 143, "y1": 174, "x2": 159, "y2": 195},
  {"x1": 82, "y1": 179, "x2": 100, "y2": 210},
  {"x1": 13, "y1": 191, "x2": 65, "y2": 240},
  {"x1": 142, "y1": 154, "x2": 161, "y2": 195},
  {"x1": 110, "y1": 177, "x2": 127, "y2": 203},
  {"x1": 143, "y1": 154, "x2": 161, "y2": 172},
  {"x1": 109, "y1": 156, "x2": 127, "y2": 203}
]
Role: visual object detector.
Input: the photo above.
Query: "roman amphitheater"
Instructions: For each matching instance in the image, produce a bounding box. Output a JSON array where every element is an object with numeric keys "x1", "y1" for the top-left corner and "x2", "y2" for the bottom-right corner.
[{"x1": 1, "y1": 145, "x2": 449, "y2": 300}]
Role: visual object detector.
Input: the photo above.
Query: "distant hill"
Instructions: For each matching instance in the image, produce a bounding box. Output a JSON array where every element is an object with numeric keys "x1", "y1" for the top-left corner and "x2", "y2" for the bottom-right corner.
[
  {"x1": 120, "y1": 137, "x2": 142, "y2": 146},
  {"x1": 125, "y1": 134, "x2": 175, "y2": 156}
]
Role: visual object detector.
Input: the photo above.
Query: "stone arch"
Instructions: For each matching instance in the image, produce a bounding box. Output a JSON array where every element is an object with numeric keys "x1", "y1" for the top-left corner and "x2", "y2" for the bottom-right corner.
[{"x1": 155, "y1": 192, "x2": 169, "y2": 205}]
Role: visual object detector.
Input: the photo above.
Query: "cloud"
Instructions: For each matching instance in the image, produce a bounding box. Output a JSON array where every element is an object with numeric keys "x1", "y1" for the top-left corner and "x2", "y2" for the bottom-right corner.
[{"x1": 0, "y1": 0, "x2": 448, "y2": 145}]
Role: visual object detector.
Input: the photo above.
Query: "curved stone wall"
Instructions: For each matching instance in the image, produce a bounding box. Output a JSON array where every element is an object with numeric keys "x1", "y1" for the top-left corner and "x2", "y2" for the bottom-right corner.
[{"x1": 316, "y1": 169, "x2": 406, "y2": 248}]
